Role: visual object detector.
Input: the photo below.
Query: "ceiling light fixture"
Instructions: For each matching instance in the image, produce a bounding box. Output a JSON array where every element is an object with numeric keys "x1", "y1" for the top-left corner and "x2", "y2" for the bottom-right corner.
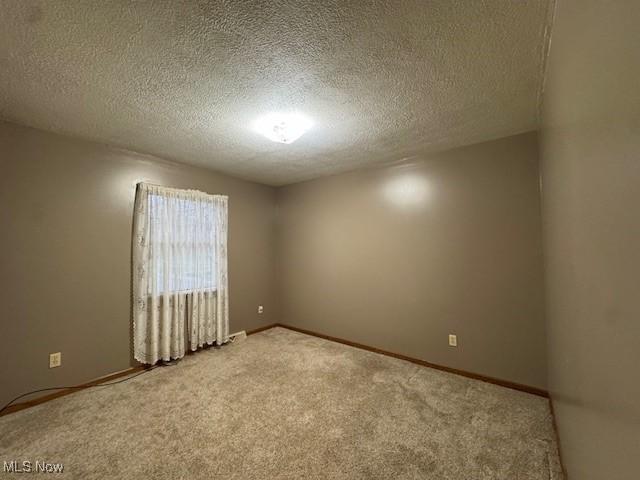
[{"x1": 253, "y1": 112, "x2": 313, "y2": 144}]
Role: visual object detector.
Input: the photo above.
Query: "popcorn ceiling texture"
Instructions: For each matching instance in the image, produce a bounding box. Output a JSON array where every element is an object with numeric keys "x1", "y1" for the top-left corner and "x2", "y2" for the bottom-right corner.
[{"x1": 0, "y1": 1, "x2": 552, "y2": 185}]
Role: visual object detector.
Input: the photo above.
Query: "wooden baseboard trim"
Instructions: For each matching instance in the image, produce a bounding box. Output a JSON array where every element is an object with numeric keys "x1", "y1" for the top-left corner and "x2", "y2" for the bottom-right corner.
[
  {"x1": 246, "y1": 323, "x2": 279, "y2": 336},
  {"x1": 1, "y1": 324, "x2": 278, "y2": 417},
  {"x1": 272, "y1": 323, "x2": 549, "y2": 398},
  {"x1": 2, "y1": 321, "x2": 547, "y2": 417},
  {"x1": 0, "y1": 365, "x2": 149, "y2": 417}
]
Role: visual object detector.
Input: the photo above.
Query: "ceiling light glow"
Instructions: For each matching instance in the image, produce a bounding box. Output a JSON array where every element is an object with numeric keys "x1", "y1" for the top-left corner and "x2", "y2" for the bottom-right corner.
[{"x1": 254, "y1": 112, "x2": 313, "y2": 144}]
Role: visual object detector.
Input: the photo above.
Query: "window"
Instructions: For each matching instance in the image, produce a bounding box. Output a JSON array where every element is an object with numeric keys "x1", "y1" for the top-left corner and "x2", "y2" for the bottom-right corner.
[
  {"x1": 132, "y1": 183, "x2": 229, "y2": 362},
  {"x1": 147, "y1": 192, "x2": 218, "y2": 294}
]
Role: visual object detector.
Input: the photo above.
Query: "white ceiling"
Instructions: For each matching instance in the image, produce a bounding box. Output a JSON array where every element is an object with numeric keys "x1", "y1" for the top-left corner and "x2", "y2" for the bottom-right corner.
[{"x1": 0, "y1": 1, "x2": 553, "y2": 186}]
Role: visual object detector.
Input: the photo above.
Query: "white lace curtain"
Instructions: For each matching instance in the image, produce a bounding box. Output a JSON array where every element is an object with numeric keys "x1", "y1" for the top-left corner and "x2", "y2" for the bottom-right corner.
[{"x1": 132, "y1": 183, "x2": 229, "y2": 364}]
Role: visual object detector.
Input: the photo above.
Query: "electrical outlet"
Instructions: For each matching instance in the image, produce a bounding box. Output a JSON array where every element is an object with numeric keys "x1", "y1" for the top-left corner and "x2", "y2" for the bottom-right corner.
[
  {"x1": 448, "y1": 334, "x2": 458, "y2": 347},
  {"x1": 257, "y1": 305, "x2": 264, "y2": 314},
  {"x1": 49, "y1": 352, "x2": 62, "y2": 368}
]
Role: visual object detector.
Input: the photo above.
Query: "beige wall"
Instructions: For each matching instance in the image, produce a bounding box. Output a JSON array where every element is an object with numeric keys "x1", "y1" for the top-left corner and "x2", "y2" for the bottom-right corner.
[
  {"x1": 277, "y1": 132, "x2": 547, "y2": 389},
  {"x1": 1, "y1": 124, "x2": 547, "y2": 411},
  {"x1": 0, "y1": 121, "x2": 277, "y2": 408},
  {"x1": 539, "y1": 1, "x2": 640, "y2": 478}
]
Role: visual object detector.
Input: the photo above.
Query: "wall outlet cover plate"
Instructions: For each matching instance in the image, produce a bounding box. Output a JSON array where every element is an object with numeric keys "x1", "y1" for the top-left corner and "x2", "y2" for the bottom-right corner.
[{"x1": 49, "y1": 352, "x2": 62, "y2": 368}]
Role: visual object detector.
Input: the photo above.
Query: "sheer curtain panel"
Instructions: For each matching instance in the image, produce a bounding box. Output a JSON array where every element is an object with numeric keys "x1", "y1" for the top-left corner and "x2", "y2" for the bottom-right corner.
[{"x1": 132, "y1": 183, "x2": 229, "y2": 364}]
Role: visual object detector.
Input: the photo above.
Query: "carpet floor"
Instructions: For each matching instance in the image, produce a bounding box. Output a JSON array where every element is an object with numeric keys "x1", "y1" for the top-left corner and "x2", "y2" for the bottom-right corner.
[{"x1": 0, "y1": 327, "x2": 563, "y2": 479}]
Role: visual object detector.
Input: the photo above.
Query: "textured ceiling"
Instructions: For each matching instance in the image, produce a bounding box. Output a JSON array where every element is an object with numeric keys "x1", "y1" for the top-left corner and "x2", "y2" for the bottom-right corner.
[{"x1": 0, "y1": 1, "x2": 553, "y2": 186}]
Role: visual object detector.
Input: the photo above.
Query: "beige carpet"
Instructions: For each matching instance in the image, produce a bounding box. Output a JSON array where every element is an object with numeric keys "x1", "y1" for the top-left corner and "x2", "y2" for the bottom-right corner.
[{"x1": 0, "y1": 327, "x2": 563, "y2": 479}]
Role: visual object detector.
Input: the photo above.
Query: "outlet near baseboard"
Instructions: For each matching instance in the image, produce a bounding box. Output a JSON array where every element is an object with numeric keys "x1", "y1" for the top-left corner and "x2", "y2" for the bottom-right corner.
[{"x1": 49, "y1": 352, "x2": 62, "y2": 368}]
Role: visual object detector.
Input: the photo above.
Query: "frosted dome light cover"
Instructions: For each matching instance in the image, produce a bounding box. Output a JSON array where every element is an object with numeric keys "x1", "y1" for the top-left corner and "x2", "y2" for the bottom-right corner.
[{"x1": 254, "y1": 112, "x2": 313, "y2": 144}]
